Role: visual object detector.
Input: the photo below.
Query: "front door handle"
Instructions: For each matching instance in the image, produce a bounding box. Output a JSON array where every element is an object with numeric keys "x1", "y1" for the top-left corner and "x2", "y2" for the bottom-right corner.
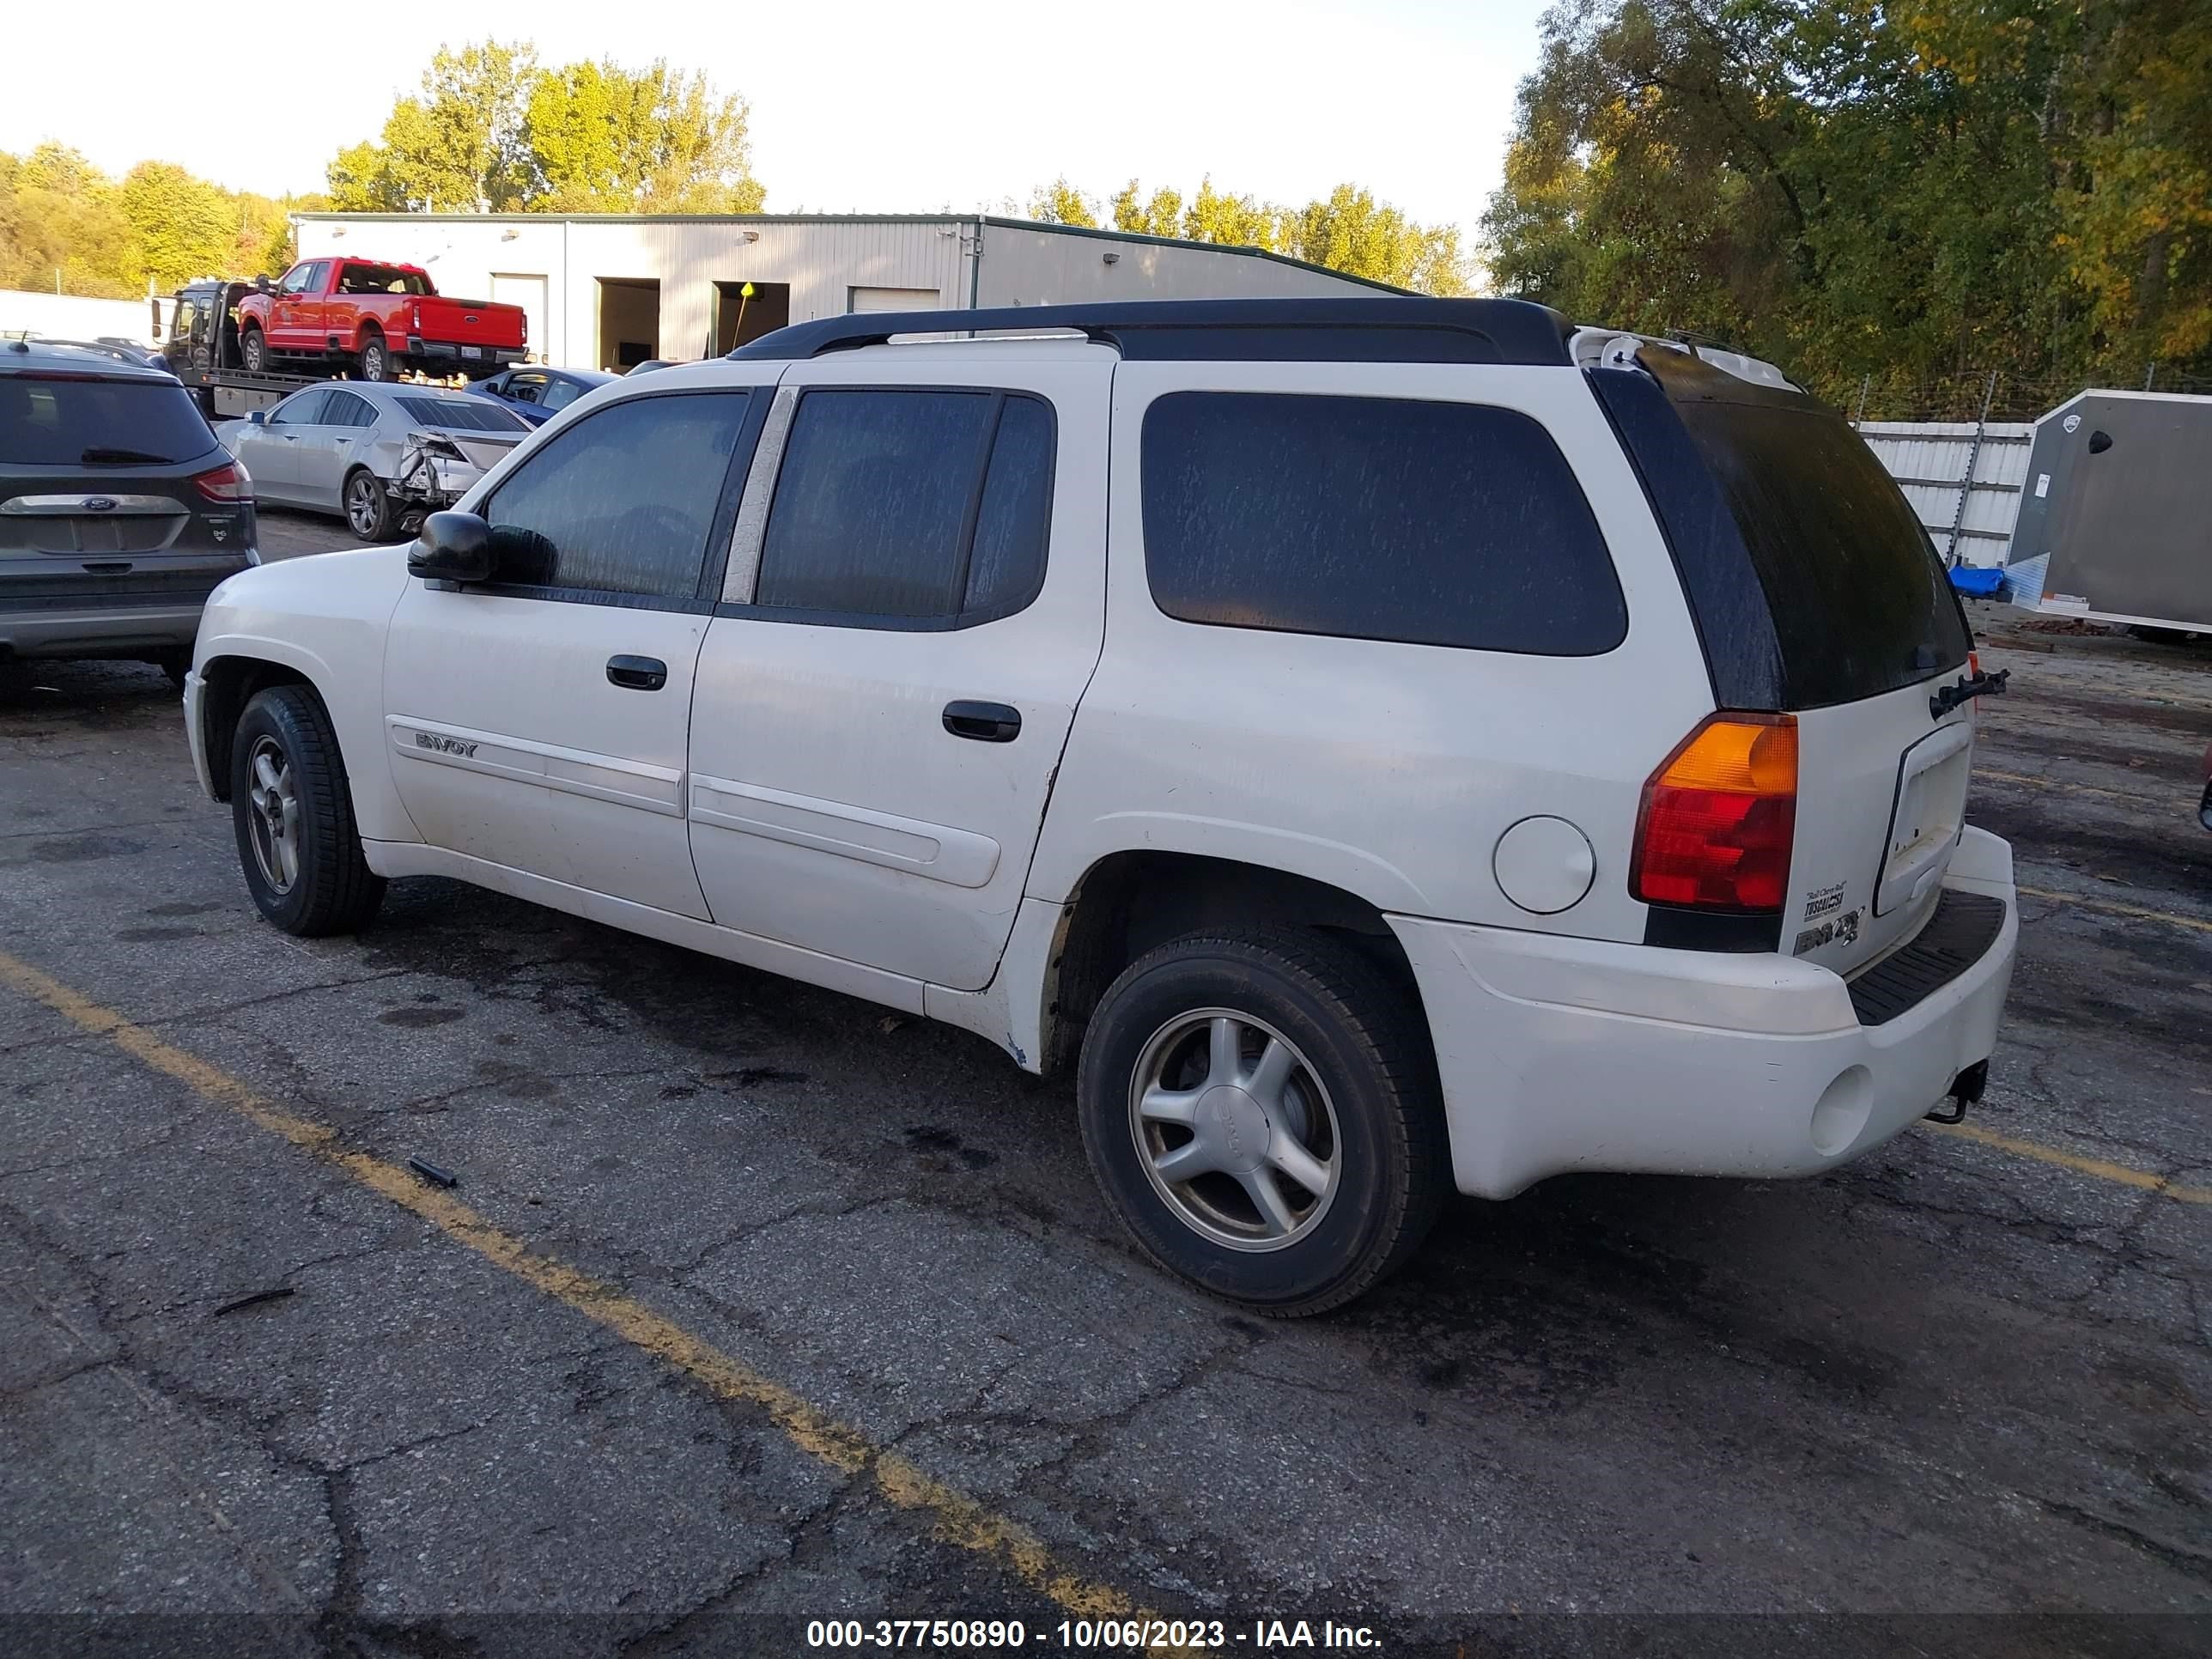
[
  {"x1": 606, "y1": 654, "x2": 667, "y2": 691},
  {"x1": 942, "y1": 700, "x2": 1021, "y2": 742}
]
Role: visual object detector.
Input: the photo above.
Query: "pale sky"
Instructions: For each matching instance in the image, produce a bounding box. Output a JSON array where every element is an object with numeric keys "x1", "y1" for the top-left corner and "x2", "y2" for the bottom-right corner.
[{"x1": 7, "y1": 1, "x2": 1548, "y2": 240}]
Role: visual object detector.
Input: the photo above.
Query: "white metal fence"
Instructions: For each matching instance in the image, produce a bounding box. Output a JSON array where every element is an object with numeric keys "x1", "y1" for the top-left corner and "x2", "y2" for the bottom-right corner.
[{"x1": 1856, "y1": 419, "x2": 2034, "y2": 568}]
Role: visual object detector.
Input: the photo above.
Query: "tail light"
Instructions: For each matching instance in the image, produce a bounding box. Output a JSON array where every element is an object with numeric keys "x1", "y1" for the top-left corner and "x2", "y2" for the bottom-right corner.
[
  {"x1": 1631, "y1": 713, "x2": 1797, "y2": 912},
  {"x1": 410, "y1": 301, "x2": 422, "y2": 332},
  {"x1": 193, "y1": 460, "x2": 252, "y2": 503}
]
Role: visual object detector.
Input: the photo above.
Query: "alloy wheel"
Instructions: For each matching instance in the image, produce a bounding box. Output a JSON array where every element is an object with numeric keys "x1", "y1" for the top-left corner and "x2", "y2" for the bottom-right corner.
[
  {"x1": 1127, "y1": 1007, "x2": 1341, "y2": 1251},
  {"x1": 245, "y1": 735, "x2": 301, "y2": 894},
  {"x1": 346, "y1": 476, "x2": 383, "y2": 537}
]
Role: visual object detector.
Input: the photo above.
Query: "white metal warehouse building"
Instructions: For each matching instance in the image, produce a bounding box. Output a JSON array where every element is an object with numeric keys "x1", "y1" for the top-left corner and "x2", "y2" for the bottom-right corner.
[{"x1": 291, "y1": 213, "x2": 1398, "y2": 374}]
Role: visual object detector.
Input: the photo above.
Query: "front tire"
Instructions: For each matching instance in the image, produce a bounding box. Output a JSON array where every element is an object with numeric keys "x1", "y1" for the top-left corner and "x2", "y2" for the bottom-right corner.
[
  {"x1": 239, "y1": 325, "x2": 266, "y2": 372},
  {"x1": 230, "y1": 685, "x2": 385, "y2": 936},
  {"x1": 1077, "y1": 929, "x2": 1449, "y2": 1316},
  {"x1": 357, "y1": 333, "x2": 392, "y2": 382},
  {"x1": 343, "y1": 468, "x2": 394, "y2": 542}
]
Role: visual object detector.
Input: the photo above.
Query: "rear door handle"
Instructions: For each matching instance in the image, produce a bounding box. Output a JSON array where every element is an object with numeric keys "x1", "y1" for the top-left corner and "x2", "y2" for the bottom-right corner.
[
  {"x1": 606, "y1": 654, "x2": 668, "y2": 691},
  {"x1": 942, "y1": 700, "x2": 1021, "y2": 742}
]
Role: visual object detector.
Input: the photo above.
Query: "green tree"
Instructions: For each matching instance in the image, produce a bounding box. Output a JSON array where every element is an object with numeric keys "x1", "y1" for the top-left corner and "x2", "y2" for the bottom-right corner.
[
  {"x1": 1, "y1": 146, "x2": 316, "y2": 300},
  {"x1": 326, "y1": 40, "x2": 538, "y2": 211},
  {"x1": 1036, "y1": 173, "x2": 1470, "y2": 294},
  {"x1": 119, "y1": 162, "x2": 234, "y2": 289},
  {"x1": 1480, "y1": 1, "x2": 2212, "y2": 404},
  {"x1": 0, "y1": 145, "x2": 141, "y2": 297},
  {"x1": 527, "y1": 59, "x2": 765, "y2": 212},
  {"x1": 1027, "y1": 176, "x2": 1098, "y2": 228},
  {"x1": 1109, "y1": 179, "x2": 1183, "y2": 237},
  {"x1": 2050, "y1": 0, "x2": 2212, "y2": 365},
  {"x1": 328, "y1": 42, "x2": 765, "y2": 216}
]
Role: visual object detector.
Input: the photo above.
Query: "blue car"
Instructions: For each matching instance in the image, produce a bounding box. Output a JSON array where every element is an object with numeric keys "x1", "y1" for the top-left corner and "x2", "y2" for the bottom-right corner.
[{"x1": 470, "y1": 366, "x2": 615, "y2": 428}]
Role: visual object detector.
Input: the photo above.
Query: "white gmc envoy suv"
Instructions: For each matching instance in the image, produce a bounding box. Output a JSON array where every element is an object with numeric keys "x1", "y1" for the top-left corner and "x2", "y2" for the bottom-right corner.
[{"x1": 185, "y1": 298, "x2": 2019, "y2": 1315}]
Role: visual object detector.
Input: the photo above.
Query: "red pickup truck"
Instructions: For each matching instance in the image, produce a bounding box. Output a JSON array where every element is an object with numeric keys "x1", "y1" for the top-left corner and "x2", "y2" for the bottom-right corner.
[{"x1": 236, "y1": 258, "x2": 528, "y2": 383}]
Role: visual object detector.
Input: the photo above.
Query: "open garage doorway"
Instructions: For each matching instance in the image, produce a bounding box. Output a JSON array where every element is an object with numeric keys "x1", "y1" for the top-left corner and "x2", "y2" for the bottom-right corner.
[
  {"x1": 713, "y1": 281, "x2": 790, "y2": 354},
  {"x1": 596, "y1": 278, "x2": 661, "y2": 370}
]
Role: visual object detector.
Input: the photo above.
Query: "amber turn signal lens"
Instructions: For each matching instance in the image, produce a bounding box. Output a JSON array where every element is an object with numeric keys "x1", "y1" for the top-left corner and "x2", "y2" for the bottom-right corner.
[{"x1": 1631, "y1": 714, "x2": 1798, "y2": 914}]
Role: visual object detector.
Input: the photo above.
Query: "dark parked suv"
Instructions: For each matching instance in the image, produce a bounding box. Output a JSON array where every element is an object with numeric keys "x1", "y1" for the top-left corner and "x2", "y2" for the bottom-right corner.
[{"x1": 1, "y1": 340, "x2": 255, "y2": 683}]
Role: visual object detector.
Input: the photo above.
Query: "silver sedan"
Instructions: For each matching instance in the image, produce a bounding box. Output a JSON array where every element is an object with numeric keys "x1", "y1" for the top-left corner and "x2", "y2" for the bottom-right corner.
[{"x1": 216, "y1": 383, "x2": 530, "y2": 543}]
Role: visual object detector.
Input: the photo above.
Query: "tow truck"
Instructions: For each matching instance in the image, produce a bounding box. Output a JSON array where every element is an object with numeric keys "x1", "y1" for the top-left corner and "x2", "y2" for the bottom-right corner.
[{"x1": 157, "y1": 274, "x2": 510, "y2": 420}]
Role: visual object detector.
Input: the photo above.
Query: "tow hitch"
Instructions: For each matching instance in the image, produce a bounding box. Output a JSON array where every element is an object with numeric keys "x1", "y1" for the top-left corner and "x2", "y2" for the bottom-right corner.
[{"x1": 1926, "y1": 1059, "x2": 1988, "y2": 1125}]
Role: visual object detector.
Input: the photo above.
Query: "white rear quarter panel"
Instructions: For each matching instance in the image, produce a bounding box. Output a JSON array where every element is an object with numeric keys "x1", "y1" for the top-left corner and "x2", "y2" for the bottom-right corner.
[{"x1": 1033, "y1": 361, "x2": 1714, "y2": 939}]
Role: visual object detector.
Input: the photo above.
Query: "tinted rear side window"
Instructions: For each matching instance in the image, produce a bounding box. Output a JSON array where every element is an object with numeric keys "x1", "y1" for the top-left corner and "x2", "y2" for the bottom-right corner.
[
  {"x1": 1141, "y1": 392, "x2": 1626, "y2": 654},
  {"x1": 755, "y1": 389, "x2": 1055, "y2": 624},
  {"x1": 0, "y1": 376, "x2": 216, "y2": 465},
  {"x1": 1675, "y1": 398, "x2": 1970, "y2": 707}
]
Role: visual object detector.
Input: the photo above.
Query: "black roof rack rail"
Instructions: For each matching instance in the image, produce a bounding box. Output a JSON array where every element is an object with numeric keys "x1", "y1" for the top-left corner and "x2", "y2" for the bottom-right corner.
[{"x1": 727, "y1": 297, "x2": 1575, "y2": 367}]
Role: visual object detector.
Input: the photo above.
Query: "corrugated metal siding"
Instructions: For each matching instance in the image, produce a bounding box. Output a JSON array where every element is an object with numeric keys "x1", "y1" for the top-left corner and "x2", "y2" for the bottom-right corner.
[
  {"x1": 977, "y1": 224, "x2": 1386, "y2": 307},
  {"x1": 297, "y1": 218, "x2": 971, "y2": 368},
  {"x1": 297, "y1": 214, "x2": 1395, "y2": 368},
  {"x1": 1857, "y1": 420, "x2": 2034, "y2": 568}
]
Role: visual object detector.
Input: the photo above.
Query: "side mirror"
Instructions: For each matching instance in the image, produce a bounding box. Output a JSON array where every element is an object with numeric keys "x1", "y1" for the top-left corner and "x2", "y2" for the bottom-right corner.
[
  {"x1": 408, "y1": 512, "x2": 495, "y2": 584},
  {"x1": 255, "y1": 276, "x2": 273, "y2": 295},
  {"x1": 246, "y1": 410, "x2": 267, "y2": 425}
]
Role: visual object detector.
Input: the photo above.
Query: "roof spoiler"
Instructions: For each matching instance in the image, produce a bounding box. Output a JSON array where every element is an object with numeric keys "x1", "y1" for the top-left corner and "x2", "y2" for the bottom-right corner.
[{"x1": 1569, "y1": 326, "x2": 1800, "y2": 393}]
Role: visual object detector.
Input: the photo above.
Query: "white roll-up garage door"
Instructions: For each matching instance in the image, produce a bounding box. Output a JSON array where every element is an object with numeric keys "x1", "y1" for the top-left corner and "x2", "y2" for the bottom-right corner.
[{"x1": 848, "y1": 286, "x2": 942, "y2": 313}]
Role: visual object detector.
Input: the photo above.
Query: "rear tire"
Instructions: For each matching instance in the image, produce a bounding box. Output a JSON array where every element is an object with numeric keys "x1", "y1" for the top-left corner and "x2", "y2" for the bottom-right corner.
[
  {"x1": 1077, "y1": 928, "x2": 1449, "y2": 1316},
  {"x1": 343, "y1": 468, "x2": 394, "y2": 542},
  {"x1": 356, "y1": 333, "x2": 392, "y2": 382},
  {"x1": 239, "y1": 325, "x2": 265, "y2": 373},
  {"x1": 229, "y1": 685, "x2": 385, "y2": 937}
]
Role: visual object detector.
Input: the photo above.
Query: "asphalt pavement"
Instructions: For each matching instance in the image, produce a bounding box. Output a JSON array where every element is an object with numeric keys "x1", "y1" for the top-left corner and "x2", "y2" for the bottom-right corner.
[{"x1": 3, "y1": 537, "x2": 2208, "y2": 1656}]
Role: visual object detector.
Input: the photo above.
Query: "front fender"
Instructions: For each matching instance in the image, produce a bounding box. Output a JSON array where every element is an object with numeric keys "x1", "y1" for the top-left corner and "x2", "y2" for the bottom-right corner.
[{"x1": 192, "y1": 546, "x2": 420, "y2": 844}]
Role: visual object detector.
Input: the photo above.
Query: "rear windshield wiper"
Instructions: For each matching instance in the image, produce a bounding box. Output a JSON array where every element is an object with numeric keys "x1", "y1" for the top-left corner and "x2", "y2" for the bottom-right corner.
[
  {"x1": 79, "y1": 447, "x2": 173, "y2": 465},
  {"x1": 1930, "y1": 665, "x2": 2009, "y2": 720}
]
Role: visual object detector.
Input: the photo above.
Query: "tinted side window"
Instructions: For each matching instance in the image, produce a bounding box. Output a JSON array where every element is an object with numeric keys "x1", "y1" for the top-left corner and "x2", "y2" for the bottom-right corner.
[
  {"x1": 965, "y1": 395, "x2": 1055, "y2": 617},
  {"x1": 270, "y1": 390, "x2": 329, "y2": 426},
  {"x1": 754, "y1": 389, "x2": 1055, "y2": 623},
  {"x1": 1141, "y1": 392, "x2": 1626, "y2": 655},
  {"x1": 325, "y1": 391, "x2": 375, "y2": 428},
  {"x1": 483, "y1": 392, "x2": 750, "y2": 600}
]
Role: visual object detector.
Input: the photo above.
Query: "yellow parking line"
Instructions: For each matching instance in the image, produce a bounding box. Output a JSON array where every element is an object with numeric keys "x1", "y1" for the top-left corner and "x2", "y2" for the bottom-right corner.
[
  {"x1": 2017, "y1": 885, "x2": 2212, "y2": 935},
  {"x1": 0, "y1": 949, "x2": 1158, "y2": 1629},
  {"x1": 1923, "y1": 1120, "x2": 2212, "y2": 1206}
]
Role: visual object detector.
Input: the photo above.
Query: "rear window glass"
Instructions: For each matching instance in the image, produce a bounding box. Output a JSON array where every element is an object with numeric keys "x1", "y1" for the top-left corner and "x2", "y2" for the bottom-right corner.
[
  {"x1": 0, "y1": 375, "x2": 216, "y2": 466},
  {"x1": 396, "y1": 396, "x2": 527, "y2": 433},
  {"x1": 1675, "y1": 398, "x2": 1970, "y2": 706},
  {"x1": 337, "y1": 264, "x2": 429, "y2": 295},
  {"x1": 1140, "y1": 392, "x2": 1626, "y2": 655}
]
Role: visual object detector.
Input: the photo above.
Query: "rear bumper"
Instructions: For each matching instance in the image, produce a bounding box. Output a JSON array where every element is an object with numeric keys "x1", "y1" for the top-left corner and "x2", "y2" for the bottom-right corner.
[
  {"x1": 1390, "y1": 826, "x2": 2020, "y2": 1199},
  {"x1": 0, "y1": 603, "x2": 206, "y2": 659},
  {"x1": 406, "y1": 337, "x2": 526, "y2": 369}
]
